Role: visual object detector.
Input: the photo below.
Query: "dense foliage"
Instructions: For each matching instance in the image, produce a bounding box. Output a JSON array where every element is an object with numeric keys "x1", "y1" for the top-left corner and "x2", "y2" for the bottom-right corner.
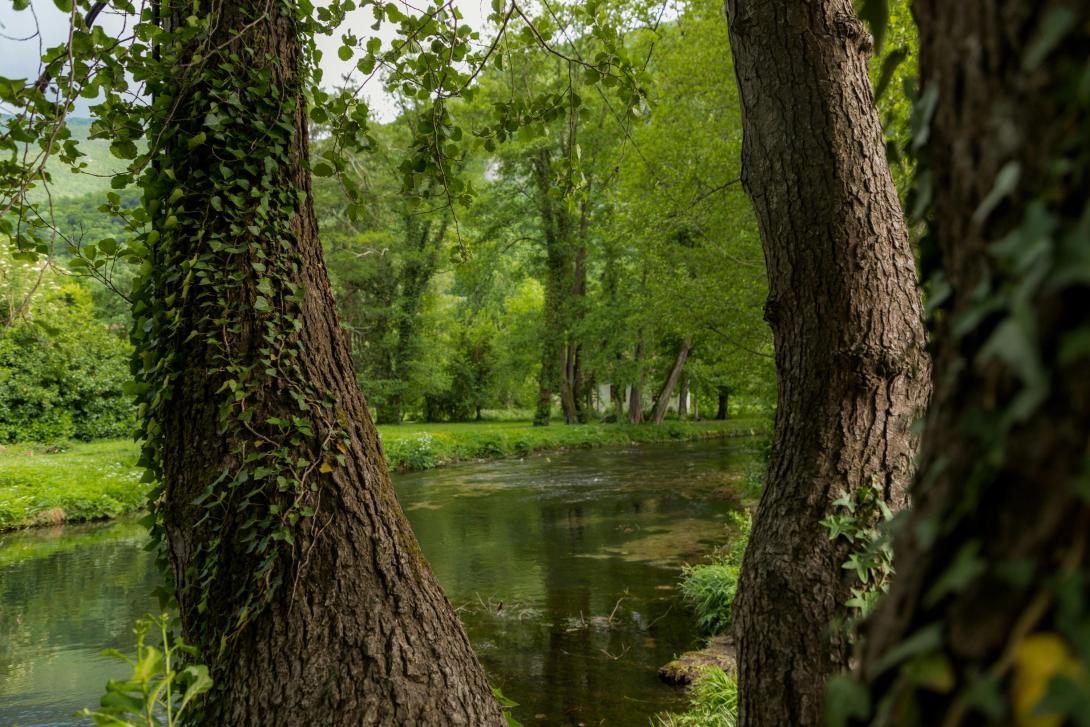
[{"x1": 0, "y1": 253, "x2": 131, "y2": 442}]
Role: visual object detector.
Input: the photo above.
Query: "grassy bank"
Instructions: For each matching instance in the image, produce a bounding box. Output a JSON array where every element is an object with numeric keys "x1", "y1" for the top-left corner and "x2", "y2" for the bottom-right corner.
[{"x1": 0, "y1": 418, "x2": 766, "y2": 530}]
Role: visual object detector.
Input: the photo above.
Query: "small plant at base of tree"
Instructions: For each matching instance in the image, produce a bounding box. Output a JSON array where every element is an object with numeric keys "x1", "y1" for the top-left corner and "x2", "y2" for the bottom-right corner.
[{"x1": 78, "y1": 613, "x2": 211, "y2": 727}]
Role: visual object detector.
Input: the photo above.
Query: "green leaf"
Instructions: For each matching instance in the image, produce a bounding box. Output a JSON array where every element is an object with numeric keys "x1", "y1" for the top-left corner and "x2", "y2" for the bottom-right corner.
[
  {"x1": 177, "y1": 664, "x2": 213, "y2": 713},
  {"x1": 825, "y1": 673, "x2": 871, "y2": 727}
]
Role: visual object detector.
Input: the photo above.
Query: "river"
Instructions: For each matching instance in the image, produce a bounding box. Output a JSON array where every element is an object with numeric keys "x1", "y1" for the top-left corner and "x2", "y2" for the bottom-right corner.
[{"x1": 0, "y1": 438, "x2": 756, "y2": 726}]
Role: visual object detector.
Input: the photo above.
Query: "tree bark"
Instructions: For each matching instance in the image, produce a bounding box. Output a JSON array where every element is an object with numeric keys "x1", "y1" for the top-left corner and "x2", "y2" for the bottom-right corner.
[
  {"x1": 856, "y1": 3, "x2": 1090, "y2": 723},
  {"x1": 652, "y1": 339, "x2": 692, "y2": 424},
  {"x1": 721, "y1": 2, "x2": 932, "y2": 724},
  {"x1": 151, "y1": 3, "x2": 503, "y2": 723}
]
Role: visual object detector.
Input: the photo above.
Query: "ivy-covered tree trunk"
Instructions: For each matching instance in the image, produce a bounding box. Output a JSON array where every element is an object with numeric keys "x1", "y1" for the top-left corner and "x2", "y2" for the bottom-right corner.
[
  {"x1": 531, "y1": 149, "x2": 570, "y2": 427},
  {"x1": 855, "y1": 3, "x2": 1090, "y2": 723},
  {"x1": 721, "y1": 1, "x2": 931, "y2": 724},
  {"x1": 139, "y1": 3, "x2": 503, "y2": 724}
]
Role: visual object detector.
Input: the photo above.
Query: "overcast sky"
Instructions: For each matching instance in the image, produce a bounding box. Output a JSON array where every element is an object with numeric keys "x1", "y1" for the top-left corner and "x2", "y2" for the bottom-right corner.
[{"x1": 0, "y1": 0, "x2": 490, "y2": 120}]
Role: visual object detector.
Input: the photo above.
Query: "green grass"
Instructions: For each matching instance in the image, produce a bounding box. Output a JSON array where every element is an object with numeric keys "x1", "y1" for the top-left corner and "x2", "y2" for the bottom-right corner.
[
  {"x1": 0, "y1": 439, "x2": 144, "y2": 531},
  {"x1": 0, "y1": 418, "x2": 767, "y2": 531},
  {"x1": 653, "y1": 666, "x2": 739, "y2": 727}
]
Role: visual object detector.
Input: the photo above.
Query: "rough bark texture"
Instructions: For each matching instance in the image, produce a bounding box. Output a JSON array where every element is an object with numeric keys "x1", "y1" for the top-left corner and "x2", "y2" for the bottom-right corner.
[
  {"x1": 157, "y1": 3, "x2": 503, "y2": 724},
  {"x1": 722, "y1": 2, "x2": 932, "y2": 724},
  {"x1": 856, "y1": 2, "x2": 1090, "y2": 723},
  {"x1": 652, "y1": 339, "x2": 692, "y2": 424}
]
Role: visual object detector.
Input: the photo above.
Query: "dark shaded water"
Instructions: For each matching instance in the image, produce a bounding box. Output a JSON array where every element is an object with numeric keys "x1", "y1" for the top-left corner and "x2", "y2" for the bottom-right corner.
[{"x1": 0, "y1": 438, "x2": 756, "y2": 726}]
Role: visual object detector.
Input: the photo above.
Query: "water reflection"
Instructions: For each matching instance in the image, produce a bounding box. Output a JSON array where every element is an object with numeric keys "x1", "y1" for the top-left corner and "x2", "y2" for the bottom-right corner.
[{"x1": 0, "y1": 438, "x2": 756, "y2": 726}]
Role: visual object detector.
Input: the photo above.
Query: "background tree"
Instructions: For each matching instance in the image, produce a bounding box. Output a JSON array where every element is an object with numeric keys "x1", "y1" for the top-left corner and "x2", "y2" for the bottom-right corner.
[{"x1": 721, "y1": 0, "x2": 931, "y2": 724}]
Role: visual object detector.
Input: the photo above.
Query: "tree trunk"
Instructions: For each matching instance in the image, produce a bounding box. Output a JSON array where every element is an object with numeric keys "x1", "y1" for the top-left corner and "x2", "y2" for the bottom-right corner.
[
  {"x1": 610, "y1": 383, "x2": 624, "y2": 421},
  {"x1": 560, "y1": 342, "x2": 580, "y2": 424},
  {"x1": 628, "y1": 339, "x2": 645, "y2": 425},
  {"x1": 652, "y1": 339, "x2": 692, "y2": 424},
  {"x1": 531, "y1": 149, "x2": 571, "y2": 427},
  {"x1": 856, "y1": 4, "x2": 1090, "y2": 723},
  {"x1": 677, "y1": 372, "x2": 689, "y2": 419},
  {"x1": 146, "y1": 3, "x2": 503, "y2": 723},
  {"x1": 721, "y1": 2, "x2": 931, "y2": 724},
  {"x1": 716, "y1": 386, "x2": 730, "y2": 420}
]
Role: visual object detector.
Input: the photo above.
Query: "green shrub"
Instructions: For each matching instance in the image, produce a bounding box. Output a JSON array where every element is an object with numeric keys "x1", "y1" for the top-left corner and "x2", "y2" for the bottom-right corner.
[
  {"x1": 0, "y1": 278, "x2": 132, "y2": 443},
  {"x1": 680, "y1": 562, "x2": 740, "y2": 636},
  {"x1": 654, "y1": 667, "x2": 738, "y2": 727},
  {"x1": 679, "y1": 511, "x2": 751, "y2": 635}
]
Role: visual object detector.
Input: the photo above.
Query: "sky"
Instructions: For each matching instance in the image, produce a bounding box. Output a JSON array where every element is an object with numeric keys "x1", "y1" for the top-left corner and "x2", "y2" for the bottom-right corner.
[{"x1": 0, "y1": 0, "x2": 490, "y2": 120}]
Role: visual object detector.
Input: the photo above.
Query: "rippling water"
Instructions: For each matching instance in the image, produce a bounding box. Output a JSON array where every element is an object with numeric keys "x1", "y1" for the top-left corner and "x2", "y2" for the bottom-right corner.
[{"x1": 0, "y1": 437, "x2": 756, "y2": 726}]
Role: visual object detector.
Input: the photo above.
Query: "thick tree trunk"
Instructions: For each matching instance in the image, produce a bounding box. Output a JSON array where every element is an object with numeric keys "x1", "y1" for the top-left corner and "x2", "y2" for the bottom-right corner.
[
  {"x1": 715, "y1": 386, "x2": 730, "y2": 420},
  {"x1": 722, "y1": 2, "x2": 931, "y2": 724},
  {"x1": 149, "y1": 3, "x2": 503, "y2": 724},
  {"x1": 856, "y1": 4, "x2": 1090, "y2": 723},
  {"x1": 652, "y1": 339, "x2": 692, "y2": 424}
]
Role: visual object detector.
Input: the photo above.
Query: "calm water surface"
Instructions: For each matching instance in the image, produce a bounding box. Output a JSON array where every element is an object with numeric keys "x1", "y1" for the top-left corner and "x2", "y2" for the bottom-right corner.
[{"x1": 0, "y1": 438, "x2": 755, "y2": 726}]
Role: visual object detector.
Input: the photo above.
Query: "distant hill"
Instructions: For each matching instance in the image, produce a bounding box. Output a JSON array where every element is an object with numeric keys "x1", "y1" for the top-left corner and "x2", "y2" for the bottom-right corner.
[{"x1": 19, "y1": 116, "x2": 125, "y2": 202}]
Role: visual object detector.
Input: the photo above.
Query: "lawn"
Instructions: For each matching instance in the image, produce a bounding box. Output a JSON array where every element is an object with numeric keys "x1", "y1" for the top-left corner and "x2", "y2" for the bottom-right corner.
[{"x1": 0, "y1": 418, "x2": 767, "y2": 530}]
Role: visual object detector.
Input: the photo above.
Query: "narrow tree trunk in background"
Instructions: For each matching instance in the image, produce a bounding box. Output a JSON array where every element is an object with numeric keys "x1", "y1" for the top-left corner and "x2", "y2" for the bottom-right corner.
[
  {"x1": 857, "y1": 4, "x2": 1090, "y2": 722},
  {"x1": 571, "y1": 229, "x2": 589, "y2": 424},
  {"x1": 628, "y1": 338, "x2": 645, "y2": 424},
  {"x1": 722, "y1": 2, "x2": 931, "y2": 724},
  {"x1": 716, "y1": 386, "x2": 729, "y2": 420},
  {"x1": 652, "y1": 339, "x2": 692, "y2": 424},
  {"x1": 560, "y1": 343, "x2": 579, "y2": 424},
  {"x1": 677, "y1": 372, "x2": 689, "y2": 419},
  {"x1": 150, "y1": 3, "x2": 503, "y2": 723},
  {"x1": 611, "y1": 383, "x2": 624, "y2": 421}
]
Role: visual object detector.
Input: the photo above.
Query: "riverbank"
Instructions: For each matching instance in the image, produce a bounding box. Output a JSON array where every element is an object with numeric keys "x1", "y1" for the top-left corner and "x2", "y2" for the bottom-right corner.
[{"x1": 0, "y1": 418, "x2": 767, "y2": 530}]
